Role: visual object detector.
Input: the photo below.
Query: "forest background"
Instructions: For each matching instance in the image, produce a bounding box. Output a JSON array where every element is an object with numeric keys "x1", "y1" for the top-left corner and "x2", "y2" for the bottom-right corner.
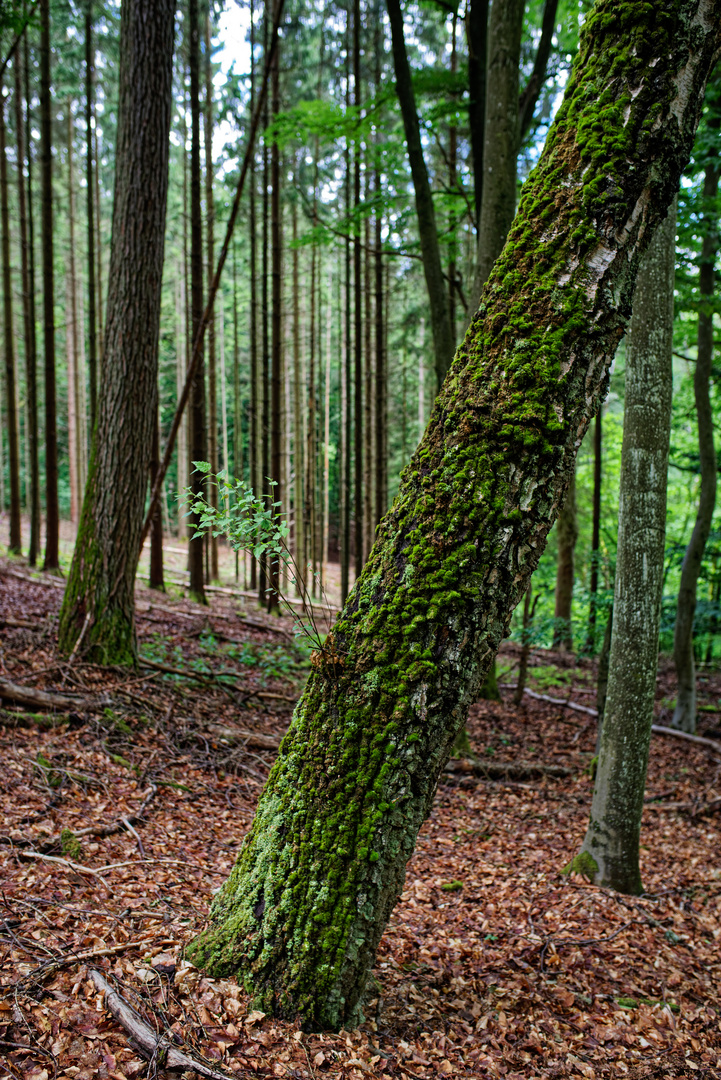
[{"x1": 0, "y1": 0, "x2": 718, "y2": 665}]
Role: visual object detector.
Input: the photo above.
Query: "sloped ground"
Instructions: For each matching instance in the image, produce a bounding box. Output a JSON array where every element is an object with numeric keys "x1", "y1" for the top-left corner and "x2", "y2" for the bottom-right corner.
[{"x1": 1, "y1": 560, "x2": 720, "y2": 1079}]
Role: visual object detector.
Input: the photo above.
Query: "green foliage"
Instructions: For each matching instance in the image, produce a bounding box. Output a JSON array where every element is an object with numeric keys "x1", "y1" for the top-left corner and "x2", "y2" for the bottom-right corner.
[{"x1": 60, "y1": 828, "x2": 83, "y2": 862}]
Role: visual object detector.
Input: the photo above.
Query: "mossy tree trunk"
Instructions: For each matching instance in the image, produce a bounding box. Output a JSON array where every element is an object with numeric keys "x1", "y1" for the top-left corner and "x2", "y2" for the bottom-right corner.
[
  {"x1": 187, "y1": 1, "x2": 721, "y2": 1030},
  {"x1": 573, "y1": 205, "x2": 676, "y2": 895},
  {"x1": 671, "y1": 108, "x2": 720, "y2": 733},
  {"x1": 552, "y1": 468, "x2": 577, "y2": 650},
  {"x1": 58, "y1": 0, "x2": 175, "y2": 664}
]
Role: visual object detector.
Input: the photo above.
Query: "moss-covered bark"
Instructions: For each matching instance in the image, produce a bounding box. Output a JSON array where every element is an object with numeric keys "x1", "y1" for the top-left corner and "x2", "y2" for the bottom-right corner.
[
  {"x1": 576, "y1": 204, "x2": 676, "y2": 894},
  {"x1": 57, "y1": 0, "x2": 175, "y2": 665},
  {"x1": 187, "y1": 0, "x2": 721, "y2": 1030}
]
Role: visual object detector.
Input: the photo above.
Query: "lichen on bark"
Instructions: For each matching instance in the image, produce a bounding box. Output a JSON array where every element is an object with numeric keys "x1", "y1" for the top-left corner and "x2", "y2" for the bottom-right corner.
[{"x1": 187, "y1": 0, "x2": 721, "y2": 1032}]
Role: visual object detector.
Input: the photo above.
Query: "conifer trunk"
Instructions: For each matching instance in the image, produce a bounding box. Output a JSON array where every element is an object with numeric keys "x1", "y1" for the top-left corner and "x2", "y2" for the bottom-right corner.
[
  {"x1": 671, "y1": 148, "x2": 719, "y2": 733},
  {"x1": 58, "y1": 0, "x2": 175, "y2": 662},
  {"x1": 249, "y1": 0, "x2": 258, "y2": 591},
  {"x1": 40, "y1": 0, "x2": 59, "y2": 571},
  {"x1": 0, "y1": 85, "x2": 21, "y2": 554},
  {"x1": 269, "y1": 18, "x2": 282, "y2": 609},
  {"x1": 353, "y1": 0, "x2": 362, "y2": 579},
  {"x1": 573, "y1": 205, "x2": 675, "y2": 893},
  {"x1": 187, "y1": 1, "x2": 721, "y2": 1028},
  {"x1": 85, "y1": 3, "x2": 97, "y2": 431},
  {"x1": 205, "y1": 9, "x2": 219, "y2": 582}
]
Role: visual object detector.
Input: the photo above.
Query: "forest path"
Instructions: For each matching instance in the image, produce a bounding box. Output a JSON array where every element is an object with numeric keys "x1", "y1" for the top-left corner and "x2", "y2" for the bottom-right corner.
[{"x1": 1, "y1": 557, "x2": 720, "y2": 1078}]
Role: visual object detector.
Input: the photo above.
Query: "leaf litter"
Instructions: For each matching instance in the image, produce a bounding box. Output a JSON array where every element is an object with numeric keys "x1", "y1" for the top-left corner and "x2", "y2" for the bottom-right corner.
[{"x1": 1, "y1": 563, "x2": 720, "y2": 1079}]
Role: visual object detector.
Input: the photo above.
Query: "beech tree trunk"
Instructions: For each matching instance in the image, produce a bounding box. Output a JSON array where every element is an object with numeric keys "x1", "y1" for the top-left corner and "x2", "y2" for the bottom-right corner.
[
  {"x1": 58, "y1": 0, "x2": 175, "y2": 663},
  {"x1": 387, "y1": 0, "x2": 454, "y2": 389},
  {"x1": 187, "y1": 0, "x2": 721, "y2": 1031},
  {"x1": 552, "y1": 469, "x2": 577, "y2": 650},
  {"x1": 573, "y1": 205, "x2": 676, "y2": 894},
  {"x1": 671, "y1": 148, "x2": 720, "y2": 733}
]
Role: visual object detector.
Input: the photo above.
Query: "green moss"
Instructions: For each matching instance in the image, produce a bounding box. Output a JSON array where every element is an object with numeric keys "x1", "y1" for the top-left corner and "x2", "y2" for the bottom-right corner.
[
  {"x1": 36, "y1": 752, "x2": 61, "y2": 789},
  {"x1": 562, "y1": 850, "x2": 599, "y2": 881},
  {"x1": 60, "y1": 828, "x2": 83, "y2": 862},
  {"x1": 440, "y1": 880, "x2": 464, "y2": 892}
]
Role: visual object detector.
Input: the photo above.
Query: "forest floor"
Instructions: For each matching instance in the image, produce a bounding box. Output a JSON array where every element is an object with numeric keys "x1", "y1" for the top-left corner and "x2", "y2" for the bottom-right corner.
[{"x1": 1, "y1": 552, "x2": 721, "y2": 1080}]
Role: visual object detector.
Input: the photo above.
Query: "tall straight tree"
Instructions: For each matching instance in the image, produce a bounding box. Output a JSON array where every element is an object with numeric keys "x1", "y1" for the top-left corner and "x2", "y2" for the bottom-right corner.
[
  {"x1": 205, "y1": 8, "x2": 219, "y2": 581},
  {"x1": 40, "y1": 0, "x2": 59, "y2": 570},
  {"x1": 586, "y1": 407, "x2": 602, "y2": 651},
  {"x1": 188, "y1": 0, "x2": 206, "y2": 603},
  {"x1": 0, "y1": 84, "x2": 21, "y2": 554},
  {"x1": 186, "y1": 0, "x2": 720, "y2": 1029},
  {"x1": 671, "y1": 101, "x2": 720, "y2": 733},
  {"x1": 58, "y1": 0, "x2": 176, "y2": 662},
  {"x1": 387, "y1": 0, "x2": 454, "y2": 388},
  {"x1": 86, "y1": 1, "x2": 98, "y2": 431},
  {"x1": 552, "y1": 469, "x2": 577, "y2": 650},
  {"x1": 572, "y1": 206, "x2": 676, "y2": 893},
  {"x1": 352, "y1": 0, "x2": 362, "y2": 580},
  {"x1": 269, "y1": 0, "x2": 282, "y2": 609},
  {"x1": 16, "y1": 36, "x2": 40, "y2": 565}
]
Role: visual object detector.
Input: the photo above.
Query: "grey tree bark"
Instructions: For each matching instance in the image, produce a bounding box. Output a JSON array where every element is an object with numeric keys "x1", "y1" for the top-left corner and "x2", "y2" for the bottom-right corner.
[
  {"x1": 671, "y1": 145, "x2": 719, "y2": 733},
  {"x1": 573, "y1": 204, "x2": 676, "y2": 895},
  {"x1": 187, "y1": 2, "x2": 720, "y2": 1032},
  {"x1": 58, "y1": 0, "x2": 176, "y2": 663},
  {"x1": 553, "y1": 468, "x2": 577, "y2": 650}
]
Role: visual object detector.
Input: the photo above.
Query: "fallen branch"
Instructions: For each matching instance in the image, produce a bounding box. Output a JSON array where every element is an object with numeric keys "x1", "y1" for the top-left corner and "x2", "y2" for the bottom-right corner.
[
  {"x1": 0, "y1": 676, "x2": 85, "y2": 713},
  {"x1": 444, "y1": 758, "x2": 572, "y2": 780},
  {"x1": 1, "y1": 568, "x2": 64, "y2": 588},
  {"x1": 518, "y1": 687, "x2": 599, "y2": 717},
  {"x1": 205, "y1": 724, "x2": 284, "y2": 750},
  {"x1": 89, "y1": 968, "x2": 234, "y2": 1080},
  {"x1": 140, "y1": 659, "x2": 297, "y2": 701},
  {"x1": 0, "y1": 615, "x2": 39, "y2": 630}
]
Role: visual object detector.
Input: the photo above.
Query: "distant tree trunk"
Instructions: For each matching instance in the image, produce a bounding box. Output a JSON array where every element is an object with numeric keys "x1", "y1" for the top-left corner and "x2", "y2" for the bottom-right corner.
[
  {"x1": 233, "y1": 241, "x2": 242, "y2": 482},
  {"x1": 305, "y1": 231, "x2": 317, "y2": 594},
  {"x1": 386, "y1": 0, "x2": 453, "y2": 388},
  {"x1": 186, "y1": 4, "x2": 719, "y2": 1024},
  {"x1": 553, "y1": 468, "x2": 577, "y2": 650},
  {"x1": 176, "y1": 270, "x2": 188, "y2": 538},
  {"x1": 671, "y1": 153, "x2": 719, "y2": 733},
  {"x1": 188, "y1": 0, "x2": 206, "y2": 604},
  {"x1": 448, "y1": 12, "x2": 457, "y2": 344},
  {"x1": 291, "y1": 197, "x2": 304, "y2": 594},
  {"x1": 573, "y1": 205, "x2": 676, "y2": 894},
  {"x1": 363, "y1": 213, "x2": 373, "y2": 559},
  {"x1": 323, "y1": 271, "x2": 332, "y2": 566},
  {"x1": 66, "y1": 104, "x2": 84, "y2": 525},
  {"x1": 514, "y1": 585, "x2": 538, "y2": 706},
  {"x1": 259, "y1": 3, "x2": 270, "y2": 606},
  {"x1": 0, "y1": 84, "x2": 21, "y2": 554},
  {"x1": 586, "y1": 407, "x2": 602, "y2": 651},
  {"x1": 205, "y1": 9, "x2": 219, "y2": 581},
  {"x1": 58, "y1": 0, "x2": 175, "y2": 662},
  {"x1": 595, "y1": 603, "x2": 613, "y2": 750},
  {"x1": 474, "y1": 0, "x2": 524, "y2": 295},
  {"x1": 40, "y1": 0, "x2": 59, "y2": 571},
  {"x1": 16, "y1": 36, "x2": 40, "y2": 565},
  {"x1": 86, "y1": 2, "x2": 98, "y2": 432},
  {"x1": 353, "y1": 0, "x2": 362, "y2": 579},
  {"x1": 517, "y1": 0, "x2": 559, "y2": 145},
  {"x1": 269, "y1": 22, "x2": 282, "y2": 610},
  {"x1": 149, "y1": 413, "x2": 165, "y2": 590},
  {"x1": 249, "y1": 0, "x2": 258, "y2": 591},
  {"x1": 466, "y1": 0, "x2": 488, "y2": 228},
  {"x1": 341, "y1": 12, "x2": 352, "y2": 602}
]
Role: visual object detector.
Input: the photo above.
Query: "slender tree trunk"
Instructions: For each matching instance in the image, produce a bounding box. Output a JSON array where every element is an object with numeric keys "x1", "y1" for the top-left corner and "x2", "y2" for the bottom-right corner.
[
  {"x1": 363, "y1": 213, "x2": 373, "y2": 559},
  {"x1": 323, "y1": 270, "x2": 331, "y2": 567},
  {"x1": 517, "y1": 0, "x2": 560, "y2": 145},
  {"x1": 341, "y1": 10, "x2": 352, "y2": 601},
  {"x1": 40, "y1": 0, "x2": 59, "y2": 571},
  {"x1": 386, "y1": 0, "x2": 453, "y2": 388},
  {"x1": 269, "y1": 21, "x2": 282, "y2": 610},
  {"x1": 292, "y1": 197, "x2": 304, "y2": 594},
  {"x1": 86, "y1": 3, "x2": 97, "y2": 432},
  {"x1": 466, "y1": 0, "x2": 488, "y2": 228},
  {"x1": 188, "y1": 0, "x2": 206, "y2": 603},
  {"x1": 552, "y1": 468, "x2": 577, "y2": 650},
  {"x1": 66, "y1": 104, "x2": 83, "y2": 525},
  {"x1": 58, "y1": 0, "x2": 175, "y2": 662},
  {"x1": 474, "y1": 0, "x2": 524, "y2": 294},
  {"x1": 176, "y1": 271, "x2": 188, "y2": 538},
  {"x1": 586, "y1": 407, "x2": 602, "y2": 651},
  {"x1": 205, "y1": 9, "x2": 219, "y2": 581},
  {"x1": 186, "y1": 4, "x2": 720, "y2": 1025},
  {"x1": 671, "y1": 153, "x2": 720, "y2": 733},
  {"x1": 305, "y1": 236, "x2": 317, "y2": 594},
  {"x1": 514, "y1": 585, "x2": 537, "y2": 706},
  {"x1": 233, "y1": 241, "x2": 241, "y2": 481},
  {"x1": 448, "y1": 12, "x2": 457, "y2": 343},
  {"x1": 149, "y1": 413, "x2": 165, "y2": 590},
  {"x1": 0, "y1": 85, "x2": 21, "y2": 554},
  {"x1": 573, "y1": 205, "x2": 676, "y2": 894},
  {"x1": 353, "y1": 0, "x2": 362, "y2": 580},
  {"x1": 249, "y1": 0, "x2": 258, "y2": 590},
  {"x1": 259, "y1": 2, "x2": 270, "y2": 605},
  {"x1": 17, "y1": 35, "x2": 40, "y2": 564},
  {"x1": 94, "y1": 115, "x2": 103, "y2": 368}
]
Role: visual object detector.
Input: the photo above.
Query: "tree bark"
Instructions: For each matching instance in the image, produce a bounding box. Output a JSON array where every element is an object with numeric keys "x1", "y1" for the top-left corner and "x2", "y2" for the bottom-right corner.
[
  {"x1": 353, "y1": 0, "x2": 362, "y2": 580},
  {"x1": 188, "y1": 0, "x2": 206, "y2": 604},
  {"x1": 57, "y1": 0, "x2": 175, "y2": 663},
  {"x1": 573, "y1": 205, "x2": 676, "y2": 894},
  {"x1": 205, "y1": 8, "x2": 219, "y2": 582},
  {"x1": 16, "y1": 35, "x2": 40, "y2": 565},
  {"x1": 386, "y1": 0, "x2": 454, "y2": 389},
  {"x1": 249, "y1": 0, "x2": 258, "y2": 591},
  {"x1": 269, "y1": 16, "x2": 282, "y2": 610},
  {"x1": 86, "y1": 3, "x2": 98, "y2": 432},
  {"x1": 187, "y1": 0, "x2": 721, "y2": 1030},
  {"x1": 671, "y1": 148, "x2": 720, "y2": 733},
  {"x1": 0, "y1": 84, "x2": 21, "y2": 554},
  {"x1": 40, "y1": 0, "x2": 59, "y2": 571},
  {"x1": 552, "y1": 468, "x2": 577, "y2": 650},
  {"x1": 474, "y1": 0, "x2": 524, "y2": 295}
]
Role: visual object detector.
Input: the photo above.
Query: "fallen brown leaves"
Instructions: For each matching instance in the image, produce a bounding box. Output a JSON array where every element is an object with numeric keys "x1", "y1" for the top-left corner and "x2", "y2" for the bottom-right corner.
[{"x1": 1, "y1": 564, "x2": 720, "y2": 1079}]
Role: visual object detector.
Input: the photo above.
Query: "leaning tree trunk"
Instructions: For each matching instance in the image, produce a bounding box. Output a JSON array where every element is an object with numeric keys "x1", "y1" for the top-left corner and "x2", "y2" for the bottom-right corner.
[
  {"x1": 58, "y1": 0, "x2": 175, "y2": 663},
  {"x1": 671, "y1": 153, "x2": 720, "y2": 733},
  {"x1": 552, "y1": 468, "x2": 577, "y2": 650},
  {"x1": 571, "y1": 204, "x2": 676, "y2": 894},
  {"x1": 187, "y1": 1, "x2": 721, "y2": 1031},
  {"x1": 386, "y1": 0, "x2": 454, "y2": 389}
]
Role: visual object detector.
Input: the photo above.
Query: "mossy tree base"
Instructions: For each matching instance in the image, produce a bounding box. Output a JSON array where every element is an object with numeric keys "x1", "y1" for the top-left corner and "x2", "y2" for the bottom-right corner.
[{"x1": 187, "y1": 1, "x2": 721, "y2": 1032}]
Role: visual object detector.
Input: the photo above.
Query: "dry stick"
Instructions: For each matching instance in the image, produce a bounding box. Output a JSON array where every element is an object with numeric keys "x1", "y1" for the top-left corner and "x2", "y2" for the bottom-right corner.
[
  {"x1": 0, "y1": 675, "x2": 85, "y2": 712},
  {"x1": 88, "y1": 969, "x2": 236, "y2": 1080},
  {"x1": 140, "y1": 0, "x2": 286, "y2": 548}
]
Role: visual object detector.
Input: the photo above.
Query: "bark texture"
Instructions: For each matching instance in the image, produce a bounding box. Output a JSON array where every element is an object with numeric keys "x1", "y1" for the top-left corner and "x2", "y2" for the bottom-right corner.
[
  {"x1": 187, "y1": 1, "x2": 721, "y2": 1030},
  {"x1": 575, "y1": 205, "x2": 676, "y2": 895},
  {"x1": 58, "y1": 0, "x2": 175, "y2": 663},
  {"x1": 671, "y1": 154, "x2": 719, "y2": 733},
  {"x1": 552, "y1": 469, "x2": 577, "y2": 650},
  {"x1": 474, "y1": 0, "x2": 524, "y2": 293}
]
